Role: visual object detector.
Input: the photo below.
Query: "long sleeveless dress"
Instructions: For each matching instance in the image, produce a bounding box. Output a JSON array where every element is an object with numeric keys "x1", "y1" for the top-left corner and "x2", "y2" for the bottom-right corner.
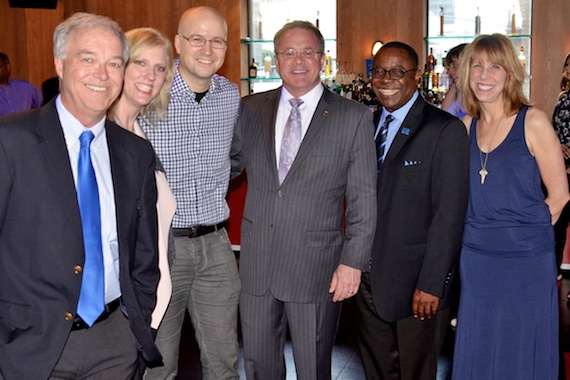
[{"x1": 451, "y1": 106, "x2": 559, "y2": 379}]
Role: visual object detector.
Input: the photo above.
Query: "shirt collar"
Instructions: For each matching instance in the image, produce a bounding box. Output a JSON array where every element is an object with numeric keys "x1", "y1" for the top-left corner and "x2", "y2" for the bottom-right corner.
[
  {"x1": 55, "y1": 94, "x2": 106, "y2": 141},
  {"x1": 279, "y1": 83, "x2": 324, "y2": 108},
  {"x1": 171, "y1": 57, "x2": 221, "y2": 97},
  {"x1": 381, "y1": 91, "x2": 419, "y2": 123}
]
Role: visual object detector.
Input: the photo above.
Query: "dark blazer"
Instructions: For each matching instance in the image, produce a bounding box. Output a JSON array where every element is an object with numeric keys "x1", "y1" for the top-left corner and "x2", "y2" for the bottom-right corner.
[
  {"x1": 231, "y1": 86, "x2": 377, "y2": 303},
  {"x1": 0, "y1": 101, "x2": 161, "y2": 379},
  {"x1": 370, "y1": 95, "x2": 469, "y2": 322}
]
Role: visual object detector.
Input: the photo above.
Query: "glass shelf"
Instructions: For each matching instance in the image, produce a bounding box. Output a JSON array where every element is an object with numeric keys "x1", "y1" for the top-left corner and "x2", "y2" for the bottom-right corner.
[
  {"x1": 241, "y1": 77, "x2": 282, "y2": 81},
  {"x1": 241, "y1": 38, "x2": 336, "y2": 44},
  {"x1": 425, "y1": 34, "x2": 531, "y2": 41}
]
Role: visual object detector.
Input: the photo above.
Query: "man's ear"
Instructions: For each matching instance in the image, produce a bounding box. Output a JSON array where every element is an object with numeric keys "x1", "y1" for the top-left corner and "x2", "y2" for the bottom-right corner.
[{"x1": 54, "y1": 57, "x2": 64, "y2": 79}]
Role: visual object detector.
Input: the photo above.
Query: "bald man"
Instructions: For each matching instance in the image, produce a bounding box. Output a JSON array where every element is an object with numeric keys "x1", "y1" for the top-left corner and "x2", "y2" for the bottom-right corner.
[{"x1": 141, "y1": 6, "x2": 241, "y2": 380}]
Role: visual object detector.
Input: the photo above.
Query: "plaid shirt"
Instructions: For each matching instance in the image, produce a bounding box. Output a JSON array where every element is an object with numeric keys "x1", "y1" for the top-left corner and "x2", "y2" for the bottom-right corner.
[{"x1": 139, "y1": 61, "x2": 240, "y2": 228}]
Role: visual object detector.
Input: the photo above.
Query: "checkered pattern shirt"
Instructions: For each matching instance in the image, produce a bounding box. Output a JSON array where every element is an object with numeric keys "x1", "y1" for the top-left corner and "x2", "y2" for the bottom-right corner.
[{"x1": 139, "y1": 60, "x2": 240, "y2": 228}]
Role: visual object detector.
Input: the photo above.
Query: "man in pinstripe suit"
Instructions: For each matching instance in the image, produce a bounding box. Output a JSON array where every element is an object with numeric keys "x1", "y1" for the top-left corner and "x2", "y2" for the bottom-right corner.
[{"x1": 231, "y1": 21, "x2": 377, "y2": 380}]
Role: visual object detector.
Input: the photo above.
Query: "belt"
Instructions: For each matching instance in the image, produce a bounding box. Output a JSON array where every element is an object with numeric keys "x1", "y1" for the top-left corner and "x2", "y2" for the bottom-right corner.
[
  {"x1": 172, "y1": 222, "x2": 226, "y2": 238},
  {"x1": 71, "y1": 298, "x2": 121, "y2": 331}
]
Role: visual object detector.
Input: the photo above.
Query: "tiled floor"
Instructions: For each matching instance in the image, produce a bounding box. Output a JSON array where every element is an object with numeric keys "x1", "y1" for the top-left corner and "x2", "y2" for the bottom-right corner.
[{"x1": 176, "y1": 276, "x2": 570, "y2": 379}]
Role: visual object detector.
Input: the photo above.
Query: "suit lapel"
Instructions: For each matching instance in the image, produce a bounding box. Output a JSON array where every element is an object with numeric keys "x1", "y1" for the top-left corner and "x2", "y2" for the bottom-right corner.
[
  {"x1": 36, "y1": 103, "x2": 84, "y2": 241},
  {"x1": 261, "y1": 89, "x2": 281, "y2": 184},
  {"x1": 383, "y1": 97, "x2": 425, "y2": 165},
  {"x1": 280, "y1": 88, "x2": 333, "y2": 185},
  {"x1": 106, "y1": 121, "x2": 135, "y2": 229}
]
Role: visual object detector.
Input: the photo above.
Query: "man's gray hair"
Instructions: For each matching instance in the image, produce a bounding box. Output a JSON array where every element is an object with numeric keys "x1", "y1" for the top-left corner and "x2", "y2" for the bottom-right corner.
[{"x1": 53, "y1": 12, "x2": 128, "y2": 62}]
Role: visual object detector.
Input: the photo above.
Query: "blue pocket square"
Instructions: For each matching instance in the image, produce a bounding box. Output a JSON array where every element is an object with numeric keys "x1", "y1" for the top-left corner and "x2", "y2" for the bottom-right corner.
[{"x1": 404, "y1": 160, "x2": 421, "y2": 166}]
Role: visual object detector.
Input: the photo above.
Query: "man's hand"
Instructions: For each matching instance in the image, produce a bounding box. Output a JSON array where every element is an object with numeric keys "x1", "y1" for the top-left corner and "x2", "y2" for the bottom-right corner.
[
  {"x1": 412, "y1": 289, "x2": 440, "y2": 320},
  {"x1": 329, "y1": 264, "x2": 361, "y2": 302}
]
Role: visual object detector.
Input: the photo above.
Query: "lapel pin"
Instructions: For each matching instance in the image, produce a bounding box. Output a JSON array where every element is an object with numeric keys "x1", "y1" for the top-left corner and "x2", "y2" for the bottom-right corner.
[
  {"x1": 323, "y1": 110, "x2": 329, "y2": 116},
  {"x1": 401, "y1": 127, "x2": 410, "y2": 135}
]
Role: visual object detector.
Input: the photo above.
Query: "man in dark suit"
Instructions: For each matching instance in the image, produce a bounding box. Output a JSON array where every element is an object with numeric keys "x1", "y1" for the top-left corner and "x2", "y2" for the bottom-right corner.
[
  {"x1": 231, "y1": 21, "x2": 377, "y2": 380},
  {"x1": 0, "y1": 13, "x2": 161, "y2": 379},
  {"x1": 354, "y1": 41, "x2": 469, "y2": 380}
]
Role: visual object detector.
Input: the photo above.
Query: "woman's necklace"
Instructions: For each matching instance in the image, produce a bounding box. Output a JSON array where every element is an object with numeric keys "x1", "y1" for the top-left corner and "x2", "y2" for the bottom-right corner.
[{"x1": 478, "y1": 114, "x2": 504, "y2": 185}]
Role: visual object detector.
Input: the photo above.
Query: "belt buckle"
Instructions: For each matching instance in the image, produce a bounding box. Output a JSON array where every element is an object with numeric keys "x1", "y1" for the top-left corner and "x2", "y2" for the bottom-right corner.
[{"x1": 188, "y1": 225, "x2": 199, "y2": 238}]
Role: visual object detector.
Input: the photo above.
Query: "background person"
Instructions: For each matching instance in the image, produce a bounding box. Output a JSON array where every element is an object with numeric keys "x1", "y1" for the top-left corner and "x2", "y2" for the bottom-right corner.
[
  {"x1": 441, "y1": 43, "x2": 468, "y2": 119},
  {"x1": 0, "y1": 52, "x2": 42, "y2": 116},
  {"x1": 452, "y1": 33, "x2": 569, "y2": 379},
  {"x1": 552, "y1": 52, "x2": 570, "y2": 284}
]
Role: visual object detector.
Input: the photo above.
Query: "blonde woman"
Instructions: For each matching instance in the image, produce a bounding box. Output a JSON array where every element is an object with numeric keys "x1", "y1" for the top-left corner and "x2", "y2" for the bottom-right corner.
[{"x1": 108, "y1": 27, "x2": 176, "y2": 329}]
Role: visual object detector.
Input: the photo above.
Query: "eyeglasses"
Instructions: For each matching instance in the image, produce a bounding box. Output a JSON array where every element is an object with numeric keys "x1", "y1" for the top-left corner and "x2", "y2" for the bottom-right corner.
[
  {"x1": 371, "y1": 68, "x2": 417, "y2": 80},
  {"x1": 178, "y1": 34, "x2": 227, "y2": 50},
  {"x1": 275, "y1": 49, "x2": 322, "y2": 60}
]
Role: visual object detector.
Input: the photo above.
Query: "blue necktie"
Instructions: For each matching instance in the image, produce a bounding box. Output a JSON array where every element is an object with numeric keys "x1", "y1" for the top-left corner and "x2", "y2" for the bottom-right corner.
[
  {"x1": 76, "y1": 131, "x2": 105, "y2": 326},
  {"x1": 375, "y1": 115, "x2": 394, "y2": 173},
  {"x1": 278, "y1": 98, "x2": 304, "y2": 184}
]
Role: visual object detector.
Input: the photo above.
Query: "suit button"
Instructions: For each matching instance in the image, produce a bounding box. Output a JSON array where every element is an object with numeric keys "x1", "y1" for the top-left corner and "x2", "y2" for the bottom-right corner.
[
  {"x1": 64, "y1": 312, "x2": 74, "y2": 321},
  {"x1": 278, "y1": 190, "x2": 283, "y2": 197},
  {"x1": 73, "y1": 265, "x2": 82, "y2": 274}
]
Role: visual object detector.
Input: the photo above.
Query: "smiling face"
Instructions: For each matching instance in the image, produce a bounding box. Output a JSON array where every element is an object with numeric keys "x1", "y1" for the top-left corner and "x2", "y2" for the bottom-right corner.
[
  {"x1": 468, "y1": 54, "x2": 508, "y2": 105},
  {"x1": 371, "y1": 47, "x2": 420, "y2": 113},
  {"x1": 55, "y1": 26, "x2": 124, "y2": 127},
  {"x1": 122, "y1": 45, "x2": 168, "y2": 111},
  {"x1": 274, "y1": 27, "x2": 325, "y2": 98},
  {"x1": 175, "y1": 7, "x2": 227, "y2": 92}
]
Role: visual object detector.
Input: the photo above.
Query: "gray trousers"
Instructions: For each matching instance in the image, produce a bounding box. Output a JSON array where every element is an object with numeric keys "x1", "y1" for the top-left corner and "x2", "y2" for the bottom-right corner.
[
  {"x1": 51, "y1": 307, "x2": 138, "y2": 379},
  {"x1": 144, "y1": 228, "x2": 241, "y2": 380}
]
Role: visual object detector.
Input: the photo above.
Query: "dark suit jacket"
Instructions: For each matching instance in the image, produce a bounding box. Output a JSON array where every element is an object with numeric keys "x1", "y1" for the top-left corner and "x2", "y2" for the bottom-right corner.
[
  {"x1": 370, "y1": 95, "x2": 469, "y2": 322},
  {"x1": 231, "y1": 86, "x2": 377, "y2": 303},
  {"x1": 0, "y1": 100, "x2": 161, "y2": 379}
]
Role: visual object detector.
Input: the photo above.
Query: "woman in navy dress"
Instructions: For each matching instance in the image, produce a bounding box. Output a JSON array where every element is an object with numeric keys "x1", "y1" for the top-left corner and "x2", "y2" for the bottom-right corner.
[{"x1": 451, "y1": 34, "x2": 570, "y2": 379}]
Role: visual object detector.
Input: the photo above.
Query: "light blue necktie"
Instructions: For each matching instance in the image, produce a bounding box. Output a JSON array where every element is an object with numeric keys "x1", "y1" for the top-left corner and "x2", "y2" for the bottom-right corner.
[
  {"x1": 76, "y1": 131, "x2": 105, "y2": 326},
  {"x1": 278, "y1": 98, "x2": 304, "y2": 184},
  {"x1": 375, "y1": 115, "x2": 394, "y2": 173}
]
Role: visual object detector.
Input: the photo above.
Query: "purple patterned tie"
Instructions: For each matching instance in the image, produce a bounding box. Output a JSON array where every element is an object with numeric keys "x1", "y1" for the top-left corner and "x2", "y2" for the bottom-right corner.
[{"x1": 278, "y1": 98, "x2": 303, "y2": 184}]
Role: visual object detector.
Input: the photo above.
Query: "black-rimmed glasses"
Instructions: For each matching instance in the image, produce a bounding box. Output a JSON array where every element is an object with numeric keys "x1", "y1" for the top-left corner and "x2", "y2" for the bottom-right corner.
[{"x1": 371, "y1": 68, "x2": 417, "y2": 80}]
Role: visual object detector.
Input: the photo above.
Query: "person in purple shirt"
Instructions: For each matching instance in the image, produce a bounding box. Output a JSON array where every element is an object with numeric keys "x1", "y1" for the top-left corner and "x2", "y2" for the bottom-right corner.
[{"x1": 0, "y1": 52, "x2": 43, "y2": 116}]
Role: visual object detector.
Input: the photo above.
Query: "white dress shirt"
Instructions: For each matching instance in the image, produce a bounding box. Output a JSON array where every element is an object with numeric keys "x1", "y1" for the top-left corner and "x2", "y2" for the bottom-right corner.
[
  {"x1": 275, "y1": 84, "x2": 325, "y2": 166},
  {"x1": 56, "y1": 95, "x2": 121, "y2": 304}
]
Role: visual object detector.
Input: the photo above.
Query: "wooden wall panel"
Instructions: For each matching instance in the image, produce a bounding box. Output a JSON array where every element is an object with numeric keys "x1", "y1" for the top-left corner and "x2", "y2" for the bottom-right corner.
[
  {"x1": 79, "y1": 0, "x2": 243, "y2": 86},
  {"x1": 0, "y1": 1, "x2": 61, "y2": 87},
  {"x1": 1, "y1": 0, "x2": 569, "y2": 111},
  {"x1": 337, "y1": 0, "x2": 425, "y2": 77},
  {"x1": 531, "y1": 0, "x2": 570, "y2": 114},
  {"x1": 0, "y1": 0, "x2": 243, "y2": 89}
]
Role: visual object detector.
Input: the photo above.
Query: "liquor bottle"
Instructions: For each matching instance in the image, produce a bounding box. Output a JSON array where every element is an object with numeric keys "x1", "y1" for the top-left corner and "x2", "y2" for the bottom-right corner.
[
  {"x1": 427, "y1": 48, "x2": 435, "y2": 73},
  {"x1": 258, "y1": 12, "x2": 263, "y2": 40},
  {"x1": 439, "y1": 6, "x2": 444, "y2": 36},
  {"x1": 249, "y1": 58, "x2": 257, "y2": 78},
  {"x1": 264, "y1": 53, "x2": 272, "y2": 78},
  {"x1": 325, "y1": 50, "x2": 332, "y2": 77},
  {"x1": 518, "y1": 46, "x2": 526, "y2": 70},
  {"x1": 510, "y1": 6, "x2": 516, "y2": 35},
  {"x1": 421, "y1": 64, "x2": 429, "y2": 94},
  {"x1": 475, "y1": 8, "x2": 481, "y2": 35},
  {"x1": 316, "y1": 11, "x2": 320, "y2": 30}
]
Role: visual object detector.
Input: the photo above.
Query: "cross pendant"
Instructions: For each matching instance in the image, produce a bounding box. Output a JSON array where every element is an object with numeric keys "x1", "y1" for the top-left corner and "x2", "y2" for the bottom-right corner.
[{"x1": 479, "y1": 168, "x2": 488, "y2": 184}]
